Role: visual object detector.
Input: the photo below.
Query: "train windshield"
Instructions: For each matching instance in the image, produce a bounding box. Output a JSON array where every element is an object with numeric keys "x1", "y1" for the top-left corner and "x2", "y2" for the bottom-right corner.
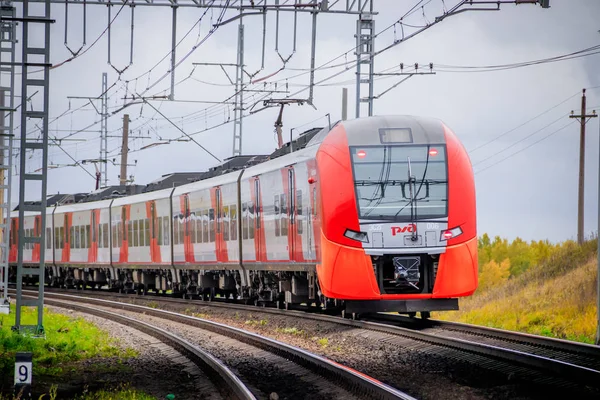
[{"x1": 351, "y1": 145, "x2": 448, "y2": 221}]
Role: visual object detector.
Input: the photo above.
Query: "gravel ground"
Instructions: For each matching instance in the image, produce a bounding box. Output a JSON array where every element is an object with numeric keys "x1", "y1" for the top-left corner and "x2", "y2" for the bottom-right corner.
[
  {"x1": 32, "y1": 305, "x2": 223, "y2": 400},
  {"x1": 106, "y1": 296, "x2": 600, "y2": 400},
  {"x1": 50, "y1": 300, "x2": 364, "y2": 400}
]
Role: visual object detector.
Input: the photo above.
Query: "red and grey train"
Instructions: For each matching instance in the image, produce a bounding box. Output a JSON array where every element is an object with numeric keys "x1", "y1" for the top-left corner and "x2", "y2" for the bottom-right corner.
[{"x1": 9, "y1": 115, "x2": 478, "y2": 315}]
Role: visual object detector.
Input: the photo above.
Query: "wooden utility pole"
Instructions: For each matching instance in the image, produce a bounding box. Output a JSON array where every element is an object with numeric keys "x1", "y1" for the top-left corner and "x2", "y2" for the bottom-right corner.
[
  {"x1": 570, "y1": 89, "x2": 597, "y2": 245},
  {"x1": 120, "y1": 114, "x2": 129, "y2": 186}
]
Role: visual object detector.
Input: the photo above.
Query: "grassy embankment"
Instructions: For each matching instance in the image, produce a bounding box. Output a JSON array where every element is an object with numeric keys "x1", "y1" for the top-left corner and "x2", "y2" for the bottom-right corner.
[
  {"x1": 0, "y1": 306, "x2": 155, "y2": 399},
  {"x1": 434, "y1": 236, "x2": 598, "y2": 344}
]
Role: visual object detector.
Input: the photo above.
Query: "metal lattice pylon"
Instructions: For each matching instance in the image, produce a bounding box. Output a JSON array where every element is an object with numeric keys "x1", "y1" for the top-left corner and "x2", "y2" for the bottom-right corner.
[
  {"x1": 13, "y1": 0, "x2": 53, "y2": 334},
  {"x1": 0, "y1": 3, "x2": 16, "y2": 315},
  {"x1": 355, "y1": 13, "x2": 375, "y2": 118}
]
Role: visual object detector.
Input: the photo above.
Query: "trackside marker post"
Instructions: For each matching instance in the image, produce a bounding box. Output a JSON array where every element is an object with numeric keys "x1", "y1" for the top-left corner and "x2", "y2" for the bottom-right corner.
[{"x1": 14, "y1": 352, "x2": 32, "y2": 399}]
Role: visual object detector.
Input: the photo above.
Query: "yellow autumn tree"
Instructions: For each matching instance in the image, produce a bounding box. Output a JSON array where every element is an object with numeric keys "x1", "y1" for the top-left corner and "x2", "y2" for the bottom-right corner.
[{"x1": 478, "y1": 258, "x2": 511, "y2": 292}]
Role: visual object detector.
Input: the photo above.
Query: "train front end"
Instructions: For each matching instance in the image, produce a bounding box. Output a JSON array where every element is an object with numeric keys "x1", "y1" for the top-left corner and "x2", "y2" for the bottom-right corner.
[{"x1": 315, "y1": 115, "x2": 477, "y2": 314}]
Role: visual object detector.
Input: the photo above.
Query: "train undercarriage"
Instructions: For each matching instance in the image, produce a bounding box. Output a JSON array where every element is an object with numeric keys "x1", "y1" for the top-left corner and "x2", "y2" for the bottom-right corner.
[{"x1": 8, "y1": 259, "x2": 457, "y2": 318}]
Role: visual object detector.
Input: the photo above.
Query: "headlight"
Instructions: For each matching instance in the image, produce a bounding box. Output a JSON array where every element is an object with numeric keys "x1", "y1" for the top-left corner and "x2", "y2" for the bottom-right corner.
[
  {"x1": 344, "y1": 229, "x2": 369, "y2": 243},
  {"x1": 440, "y1": 226, "x2": 462, "y2": 241}
]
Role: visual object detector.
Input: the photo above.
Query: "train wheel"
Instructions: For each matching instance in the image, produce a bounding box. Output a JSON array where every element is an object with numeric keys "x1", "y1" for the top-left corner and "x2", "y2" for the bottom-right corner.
[
  {"x1": 421, "y1": 311, "x2": 431, "y2": 320},
  {"x1": 406, "y1": 312, "x2": 417, "y2": 318}
]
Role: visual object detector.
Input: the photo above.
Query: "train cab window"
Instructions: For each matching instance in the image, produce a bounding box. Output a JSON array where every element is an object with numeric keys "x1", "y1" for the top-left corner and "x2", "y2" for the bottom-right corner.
[
  {"x1": 223, "y1": 206, "x2": 230, "y2": 241},
  {"x1": 280, "y1": 194, "x2": 288, "y2": 236},
  {"x1": 230, "y1": 204, "x2": 237, "y2": 241},
  {"x1": 145, "y1": 219, "x2": 150, "y2": 247},
  {"x1": 86, "y1": 225, "x2": 91, "y2": 249},
  {"x1": 209, "y1": 209, "x2": 215, "y2": 242},
  {"x1": 296, "y1": 190, "x2": 303, "y2": 234}
]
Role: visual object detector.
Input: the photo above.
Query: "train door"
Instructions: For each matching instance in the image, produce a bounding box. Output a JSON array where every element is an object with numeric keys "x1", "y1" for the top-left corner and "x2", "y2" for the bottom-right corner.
[
  {"x1": 150, "y1": 201, "x2": 157, "y2": 262},
  {"x1": 254, "y1": 179, "x2": 263, "y2": 262},
  {"x1": 183, "y1": 194, "x2": 194, "y2": 262},
  {"x1": 215, "y1": 188, "x2": 224, "y2": 261},
  {"x1": 287, "y1": 168, "x2": 296, "y2": 261},
  {"x1": 307, "y1": 187, "x2": 315, "y2": 260}
]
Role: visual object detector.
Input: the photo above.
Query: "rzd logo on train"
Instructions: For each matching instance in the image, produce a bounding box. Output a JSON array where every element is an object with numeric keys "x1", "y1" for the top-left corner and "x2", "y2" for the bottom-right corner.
[{"x1": 391, "y1": 224, "x2": 416, "y2": 236}]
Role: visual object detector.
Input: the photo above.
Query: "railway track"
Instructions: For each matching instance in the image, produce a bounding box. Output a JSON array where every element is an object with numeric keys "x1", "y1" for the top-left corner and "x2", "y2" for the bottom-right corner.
[
  {"x1": 36, "y1": 295, "x2": 256, "y2": 400},
  {"x1": 14, "y1": 285, "x2": 600, "y2": 397},
  {"x1": 24, "y1": 290, "x2": 414, "y2": 400}
]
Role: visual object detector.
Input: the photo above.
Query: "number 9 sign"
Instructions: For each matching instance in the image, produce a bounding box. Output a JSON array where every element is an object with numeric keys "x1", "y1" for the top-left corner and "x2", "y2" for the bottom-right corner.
[{"x1": 14, "y1": 352, "x2": 32, "y2": 388}]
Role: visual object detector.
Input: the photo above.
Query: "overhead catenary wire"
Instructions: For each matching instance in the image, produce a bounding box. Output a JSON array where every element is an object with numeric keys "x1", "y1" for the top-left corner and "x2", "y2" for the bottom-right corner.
[{"x1": 474, "y1": 121, "x2": 576, "y2": 175}]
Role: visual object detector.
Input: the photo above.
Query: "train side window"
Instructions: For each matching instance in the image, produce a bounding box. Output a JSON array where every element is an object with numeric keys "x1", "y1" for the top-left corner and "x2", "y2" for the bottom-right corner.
[
  {"x1": 103, "y1": 223, "x2": 109, "y2": 248},
  {"x1": 191, "y1": 214, "x2": 198, "y2": 244},
  {"x1": 128, "y1": 221, "x2": 133, "y2": 248},
  {"x1": 172, "y1": 218, "x2": 178, "y2": 245},
  {"x1": 297, "y1": 190, "x2": 303, "y2": 234},
  {"x1": 98, "y1": 224, "x2": 103, "y2": 248},
  {"x1": 163, "y1": 216, "x2": 170, "y2": 246},
  {"x1": 74, "y1": 226, "x2": 79, "y2": 249},
  {"x1": 59, "y1": 227, "x2": 64, "y2": 249},
  {"x1": 46, "y1": 228, "x2": 51, "y2": 249},
  {"x1": 86, "y1": 225, "x2": 91, "y2": 249},
  {"x1": 54, "y1": 227, "x2": 59, "y2": 249},
  {"x1": 248, "y1": 201, "x2": 255, "y2": 239},
  {"x1": 274, "y1": 195, "x2": 280, "y2": 237},
  {"x1": 145, "y1": 219, "x2": 150, "y2": 247},
  {"x1": 179, "y1": 216, "x2": 184, "y2": 245},
  {"x1": 281, "y1": 194, "x2": 288, "y2": 236},
  {"x1": 202, "y1": 210, "x2": 208, "y2": 243},
  {"x1": 157, "y1": 217, "x2": 163, "y2": 246},
  {"x1": 195, "y1": 214, "x2": 202, "y2": 244},
  {"x1": 242, "y1": 203, "x2": 248, "y2": 240},
  {"x1": 209, "y1": 209, "x2": 215, "y2": 242},
  {"x1": 135, "y1": 220, "x2": 140, "y2": 247},
  {"x1": 223, "y1": 206, "x2": 229, "y2": 241},
  {"x1": 230, "y1": 204, "x2": 237, "y2": 241}
]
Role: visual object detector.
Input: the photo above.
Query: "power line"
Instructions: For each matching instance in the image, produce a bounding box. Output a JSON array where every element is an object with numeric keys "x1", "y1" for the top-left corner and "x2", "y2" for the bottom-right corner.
[
  {"x1": 472, "y1": 113, "x2": 569, "y2": 167},
  {"x1": 469, "y1": 91, "x2": 581, "y2": 153},
  {"x1": 474, "y1": 121, "x2": 576, "y2": 175}
]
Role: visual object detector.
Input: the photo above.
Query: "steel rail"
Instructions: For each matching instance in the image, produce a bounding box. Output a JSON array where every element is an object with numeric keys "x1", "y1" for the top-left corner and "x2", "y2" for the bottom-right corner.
[
  {"x1": 17, "y1": 286, "x2": 600, "y2": 388},
  {"x1": 31, "y1": 290, "x2": 416, "y2": 400},
  {"x1": 363, "y1": 313, "x2": 600, "y2": 357},
  {"x1": 39, "y1": 296, "x2": 256, "y2": 400}
]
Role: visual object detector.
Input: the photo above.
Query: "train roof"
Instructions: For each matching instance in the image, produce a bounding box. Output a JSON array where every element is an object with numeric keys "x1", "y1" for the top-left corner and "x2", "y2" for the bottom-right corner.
[{"x1": 341, "y1": 115, "x2": 446, "y2": 145}]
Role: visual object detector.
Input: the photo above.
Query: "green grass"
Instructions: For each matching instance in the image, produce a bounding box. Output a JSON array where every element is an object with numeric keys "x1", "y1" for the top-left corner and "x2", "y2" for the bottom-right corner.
[
  {"x1": 73, "y1": 384, "x2": 157, "y2": 400},
  {"x1": 0, "y1": 305, "x2": 138, "y2": 377},
  {"x1": 0, "y1": 384, "x2": 157, "y2": 400}
]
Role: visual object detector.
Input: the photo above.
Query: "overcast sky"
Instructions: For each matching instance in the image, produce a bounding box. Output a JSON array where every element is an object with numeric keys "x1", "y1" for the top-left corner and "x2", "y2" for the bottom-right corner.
[{"x1": 8, "y1": 0, "x2": 600, "y2": 243}]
